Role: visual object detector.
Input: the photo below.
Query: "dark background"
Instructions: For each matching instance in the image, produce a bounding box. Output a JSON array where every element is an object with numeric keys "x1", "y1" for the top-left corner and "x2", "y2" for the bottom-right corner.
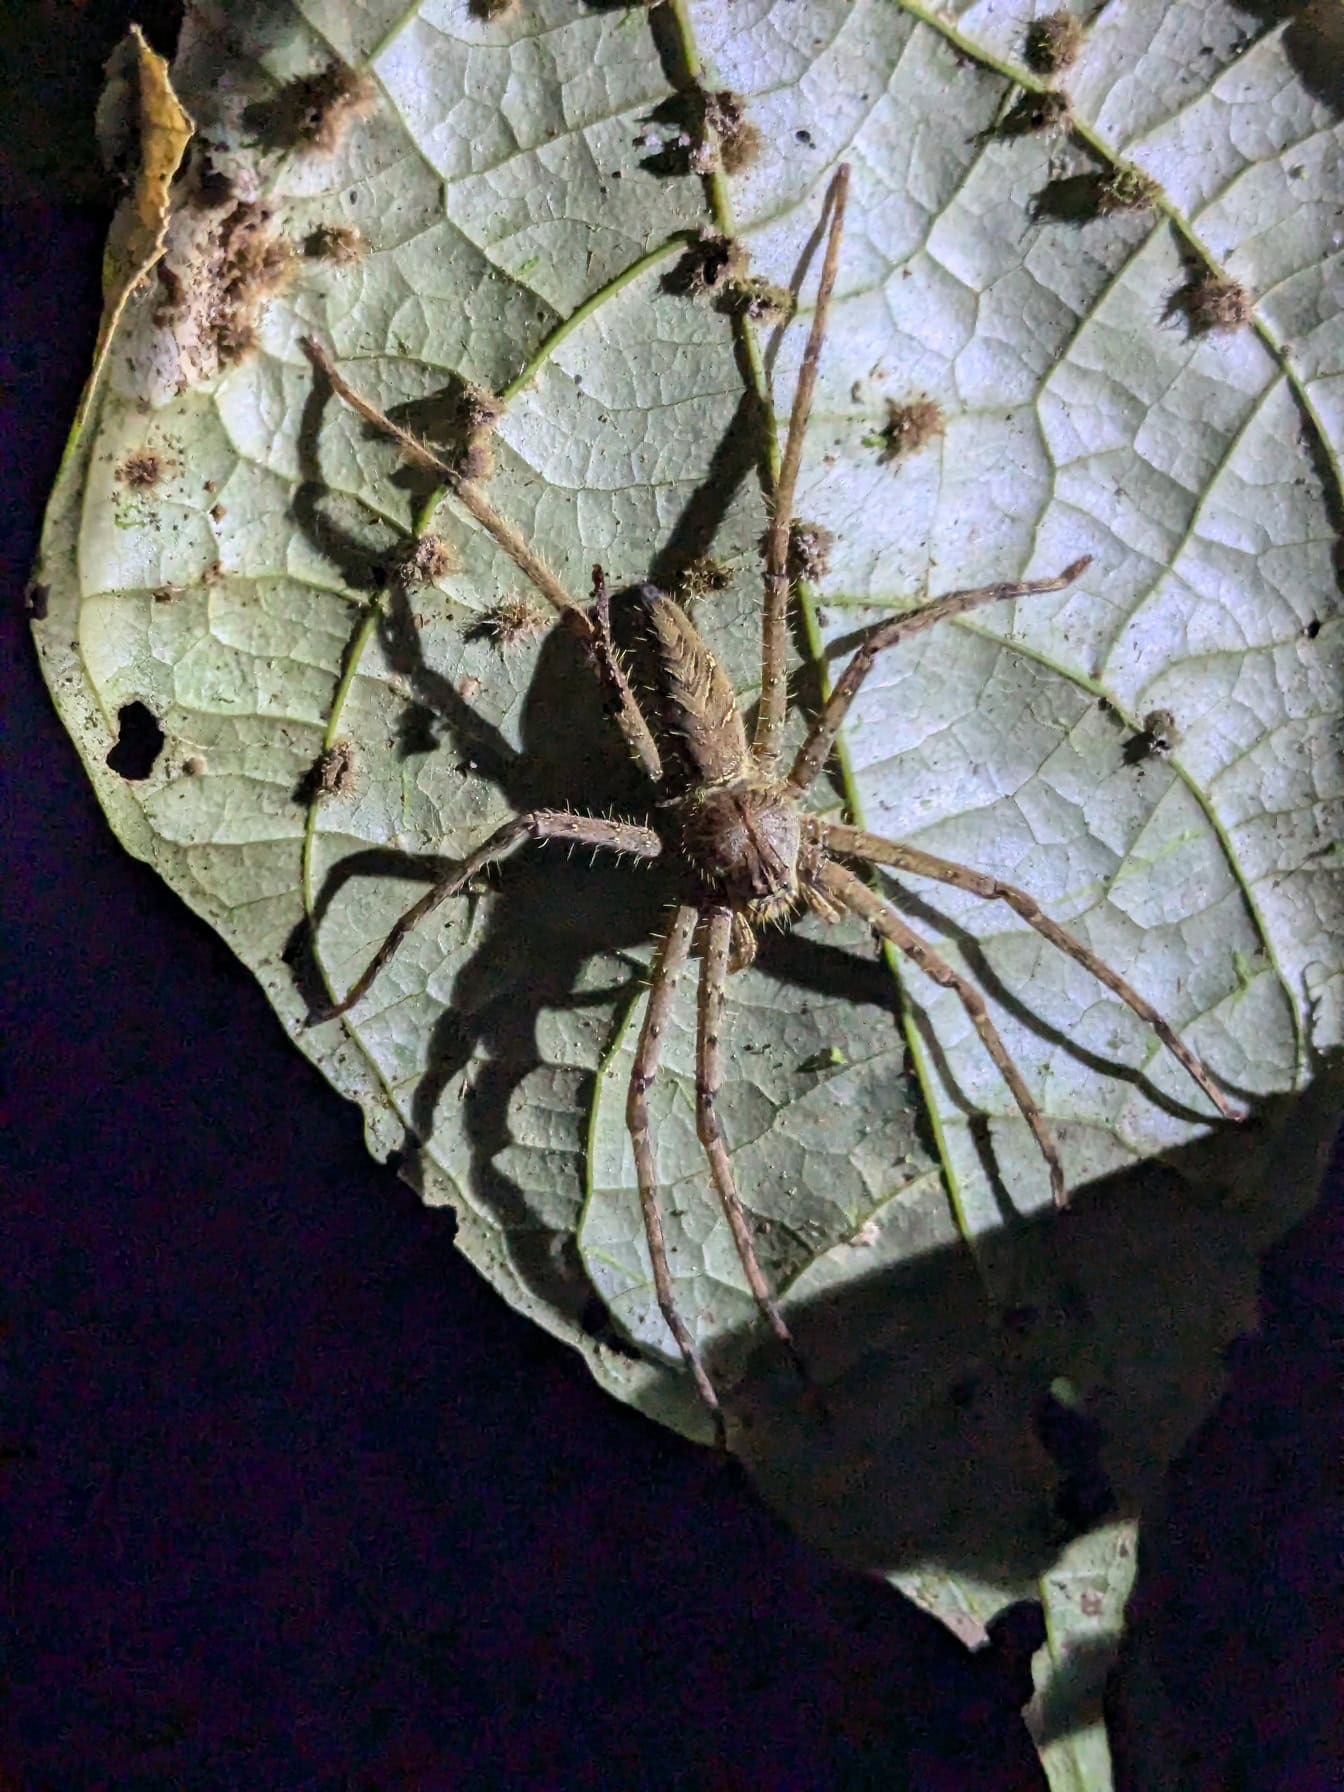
[{"x1": 3, "y1": 7, "x2": 1340, "y2": 1788}]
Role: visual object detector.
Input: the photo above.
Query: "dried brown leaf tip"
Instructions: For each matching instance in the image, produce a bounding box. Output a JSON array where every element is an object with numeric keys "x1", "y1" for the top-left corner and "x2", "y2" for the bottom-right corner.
[
  {"x1": 1025, "y1": 11, "x2": 1085, "y2": 76},
  {"x1": 675, "y1": 555, "x2": 732, "y2": 600},
  {"x1": 786, "y1": 520, "x2": 834, "y2": 583},
  {"x1": 695, "y1": 90, "x2": 761, "y2": 176},
  {"x1": 1171, "y1": 269, "x2": 1252, "y2": 335},
  {"x1": 1095, "y1": 165, "x2": 1159, "y2": 215},
  {"x1": 874, "y1": 398, "x2": 944, "y2": 466},
  {"x1": 305, "y1": 223, "x2": 366, "y2": 265},
  {"x1": 274, "y1": 62, "x2": 378, "y2": 156},
  {"x1": 472, "y1": 596, "x2": 549, "y2": 647},
  {"x1": 1000, "y1": 89, "x2": 1072, "y2": 137},
  {"x1": 115, "y1": 450, "x2": 167, "y2": 489},
  {"x1": 399, "y1": 534, "x2": 459, "y2": 585}
]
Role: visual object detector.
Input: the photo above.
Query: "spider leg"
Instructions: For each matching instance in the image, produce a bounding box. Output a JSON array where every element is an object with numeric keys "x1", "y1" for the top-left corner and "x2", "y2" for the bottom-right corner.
[
  {"x1": 754, "y1": 164, "x2": 851, "y2": 777},
  {"x1": 697, "y1": 909, "x2": 807, "y2": 1373},
  {"x1": 817, "y1": 860, "x2": 1068, "y2": 1208},
  {"x1": 626, "y1": 905, "x2": 727, "y2": 1447},
  {"x1": 785, "y1": 557, "x2": 1092, "y2": 799},
  {"x1": 301, "y1": 341, "x2": 663, "y2": 784},
  {"x1": 308, "y1": 811, "x2": 661, "y2": 1023},
  {"x1": 817, "y1": 822, "x2": 1243, "y2": 1122}
]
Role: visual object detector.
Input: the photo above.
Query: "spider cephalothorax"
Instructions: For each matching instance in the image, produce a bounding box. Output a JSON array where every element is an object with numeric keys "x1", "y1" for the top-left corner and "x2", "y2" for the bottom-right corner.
[{"x1": 301, "y1": 165, "x2": 1242, "y2": 1447}]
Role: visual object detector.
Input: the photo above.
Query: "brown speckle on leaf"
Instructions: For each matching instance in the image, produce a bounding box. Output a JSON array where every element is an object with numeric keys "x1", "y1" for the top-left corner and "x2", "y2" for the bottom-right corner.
[
  {"x1": 210, "y1": 503, "x2": 226, "y2": 522},
  {"x1": 1025, "y1": 11, "x2": 1085, "y2": 75},
  {"x1": 1170, "y1": 270, "x2": 1252, "y2": 335},
  {"x1": 116, "y1": 450, "x2": 166, "y2": 489},
  {"x1": 877, "y1": 398, "x2": 945, "y2": 466},
  {"x1": 183, "y1": 755, "x2": 207, "y2": 776},
  {"x1": 400, "y1": 534, "x2": 459, "y2": 585},
  {"x1": 469, "y1": 0, "x2": 519, "y2": 16},
  {"x1": 471, "y1": 596, "x2": 549, "y2": 647},
  {"x1": 305, "y1": 223, "x2": 366, "y2": 265}
]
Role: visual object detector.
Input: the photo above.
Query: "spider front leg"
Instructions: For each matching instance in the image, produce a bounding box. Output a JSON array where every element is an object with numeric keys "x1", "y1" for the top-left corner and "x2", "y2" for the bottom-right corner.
[
  {"x1": 626, "y1": 905, "x2": 727, "y2": 1447},
  {"x1": 309, "y1": 811, "x2": 661, "y2": 1023},
  {"x1": 785, "y1": 558, "x2": 1092, "y2": 799},
  {"x1": 817, "y1": 860, "x2": 1068, "y2": 1208},
  {"x1": 755, "y1": 164, "x2": 851, "y2": 776},
  {"x1": 816, "y1": 822, "x2": 1244, "y2": 1123}
]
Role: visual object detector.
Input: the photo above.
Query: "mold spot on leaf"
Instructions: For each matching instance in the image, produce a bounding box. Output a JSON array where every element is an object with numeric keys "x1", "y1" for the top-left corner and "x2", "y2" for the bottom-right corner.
[
  {"x1": 1025, "y1": 11, "x2": 1085, "y2": 76},
  {"x1": 304, "y1": 222, "x2": 366, "y2": 265},
  {"x1": 1168, "y1": 269, "x2": 1252, "y2": 336},
  {"x1": 115, "y1": 449, "x2": 169, "y2": 489},
  {"x1": 999, "y1": 89, "x2": 1072, "y2": 138},
  {"x1": 106, "y1": 701, "x2": 164, "y2": 781},
  {"x1": 264, "y1": 62, "x2": 379, "y2": 157},
  {"x1": 873, "y1": 397, "x2": 945, "y2": 466}
]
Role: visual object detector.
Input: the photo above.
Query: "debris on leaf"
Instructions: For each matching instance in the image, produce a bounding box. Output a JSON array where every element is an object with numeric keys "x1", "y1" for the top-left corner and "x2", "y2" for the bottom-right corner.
[
  {"x1": 1025, "y1": 11, "x2": 1085, "y2": 75},
  {"x1": 1095, "y1": 164, "x2": 1159, "y2": 215},
  {"x1": 154, "y1": 196, "x2": 297, "y2": 374},
  {"x1": 270, "y1": 62, "x2": 378, "y2": 156},
  {"x1": 786, "y1": 520, "x2": 834, "y2": 583},
  {"x1": 470, "y1": 0, "x2": 519, "y2": 15},
  {"x1": 720, "y1": 275, "x2": 794, "y2": 324},
  {"x1": 301, "y1": 739, "x2": 358, "y2": 801},
  {"x1": 305, "y1": 222, "x2": 366, "y2": 265},
  {"x1": 1123, "y1": 707, "x2": 1179, "y2": 765},
  {"x1": 1169, "y1": 269, "x2": 1252, "y2": 335},
  {"x1": 696, "y1": 90, "x2": 760, "y2": 175},
  {"x1": 799, "y1": 1045, "x2": 848, "y2": 1073},
  {"x1": 999, "y1": 89, "x2": 1072, "y2": 137},
  {"x1": 665, "y1": 231, "x2": 750, "y2": 300},
  {"x1": 676, "y1": 555, "x2": 732, "y2": 600},
  {"x1": 471, "y1": 596, "x2": 549, "y2": 647},
  {"x1": 873, "y1": 397, "x2": 945, "y2": 466},
  {"x1": 399, "y1": 534, "x2": 459, "y2": 585},
  {"x1": 115, "y1": 449, "x2": 167, "y2": 489}
]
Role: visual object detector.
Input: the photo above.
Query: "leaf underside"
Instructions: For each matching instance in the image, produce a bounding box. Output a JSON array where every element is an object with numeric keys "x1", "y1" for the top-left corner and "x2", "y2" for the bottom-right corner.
[{"x1": 34, "y1": 0, "x2": 1344, "y2": 1775}]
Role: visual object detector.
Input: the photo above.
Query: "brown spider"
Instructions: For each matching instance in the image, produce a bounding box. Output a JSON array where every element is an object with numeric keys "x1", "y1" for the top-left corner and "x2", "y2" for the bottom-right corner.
[{"x1": 301, "y1": 167, "x2": 1241, "y2": 1445}]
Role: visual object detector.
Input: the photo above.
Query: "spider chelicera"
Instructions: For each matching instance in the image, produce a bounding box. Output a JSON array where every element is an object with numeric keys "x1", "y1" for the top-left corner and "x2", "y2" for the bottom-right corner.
[{"x1": 302, "y1": 166, "x2": 1241, "y2": 1445}]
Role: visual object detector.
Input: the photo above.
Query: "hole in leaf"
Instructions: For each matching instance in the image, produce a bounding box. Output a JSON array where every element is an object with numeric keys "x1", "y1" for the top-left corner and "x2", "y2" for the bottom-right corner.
[{"x1": 106, "y1": 701, "x2": 165, "y2": 781}]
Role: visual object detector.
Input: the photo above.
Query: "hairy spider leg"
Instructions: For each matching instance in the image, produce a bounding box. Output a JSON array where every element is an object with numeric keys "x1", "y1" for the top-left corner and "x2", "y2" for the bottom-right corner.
[
  {"x1": 785, "y1": 558, "x2": 1092, "y2": 799},
  {"x1": 754, "y1": 164, "x2": 851, "y2": 776},
  {"x1": 697, "y1": 909, "x2": 806, "y2": 1372},
  {"x1": 816, "y1": 823, "x2": 1242, "y2": 1122},
  {"x1": 308, "y1": 811, "x2": 661, "y2": 1022},
  {"x1": 819, "y1": 860, "x2": 1068, "y2": 1208},
  {"x1": 300, "y1": 337, "x2": 662, "y2": 782},
  {"x1": 626, "y1": 905, "x2": 727, "y2": 1446}
]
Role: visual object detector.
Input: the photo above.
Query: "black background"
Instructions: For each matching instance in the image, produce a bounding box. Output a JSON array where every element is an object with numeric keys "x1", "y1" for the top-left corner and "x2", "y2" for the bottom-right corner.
[{"x1": 3, "y1": 7, "x2": 1340, "y2": 1788}]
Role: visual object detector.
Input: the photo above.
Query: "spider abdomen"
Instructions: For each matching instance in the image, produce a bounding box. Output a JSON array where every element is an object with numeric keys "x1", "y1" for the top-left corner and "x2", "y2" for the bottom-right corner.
[{"x1": 673, "y1": 781, "x2": 801, "y2": 920}]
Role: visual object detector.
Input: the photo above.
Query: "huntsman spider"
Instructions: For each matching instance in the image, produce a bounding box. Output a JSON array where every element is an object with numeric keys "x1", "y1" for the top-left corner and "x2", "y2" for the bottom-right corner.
[{"x1": 302, "y1": 166, "x2": 1241, "y2": 1444}]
